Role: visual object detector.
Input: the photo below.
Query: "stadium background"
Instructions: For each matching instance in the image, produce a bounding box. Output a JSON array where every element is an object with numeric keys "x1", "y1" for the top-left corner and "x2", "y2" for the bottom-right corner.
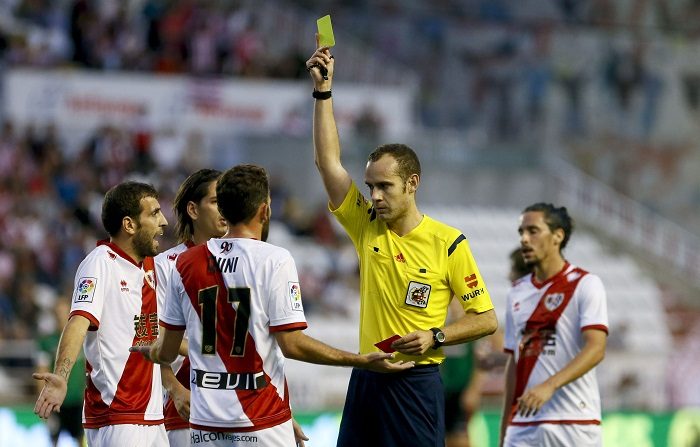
[{"x1": 0, "y1": 0, "x2": 699, "y2": 445}]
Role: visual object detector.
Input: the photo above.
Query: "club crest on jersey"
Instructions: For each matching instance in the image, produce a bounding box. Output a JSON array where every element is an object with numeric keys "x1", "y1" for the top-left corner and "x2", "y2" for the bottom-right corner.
[
  {"x1": 405, "y1": 281, "x2": 431, "y2": 309},
  {"x1": 288, "y1": 282, "x2": 303, "y2": 311},
  {"x1": 220, "y1": 241, "x2": 233, "y2": 254},
  {"x1": 144, "y1": 270, "x2": 156, "y2": 290},
  {"x1": 544, "y1": 293, "x2": 564, "y2": 311},
  {"x1": 74, "y1": 277, "x2": 96, "y2": 303}
]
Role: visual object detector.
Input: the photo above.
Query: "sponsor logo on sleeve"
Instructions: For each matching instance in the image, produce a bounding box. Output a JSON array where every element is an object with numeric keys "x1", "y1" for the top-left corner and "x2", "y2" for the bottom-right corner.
[
  {"x1": 405, "y1": 281, "x2": 431, "y2": 308},
  {"x1": 461, "y1": 287, "x2": 485, "y2": 302},
  {"x1": 74, "y1": 277, "x2": 97, "y2": 303},
  {"x1": 288, "y1": 282, "x2": 303, "y2": 311},
  {"x1": 464, "y1": 273, "x2": 479, "y2": 288}
]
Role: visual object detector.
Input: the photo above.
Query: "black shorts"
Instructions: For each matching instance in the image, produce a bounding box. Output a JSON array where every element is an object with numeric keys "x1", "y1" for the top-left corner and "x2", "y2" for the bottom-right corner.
[
  {"x1": 47, "y1": 403, "x2": 83, "y2": 441},
  {"x1": 337, "y1": 365, "x2": 445, "y2": 447},
  {"x1": 444, "y1": 389, "x2": 469, "y2": 434}
]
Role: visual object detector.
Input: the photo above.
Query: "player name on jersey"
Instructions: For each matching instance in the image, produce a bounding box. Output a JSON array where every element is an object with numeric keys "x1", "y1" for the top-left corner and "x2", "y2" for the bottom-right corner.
[{"x1": 192, "y1": 369, "x2": 267, "y2": 390}]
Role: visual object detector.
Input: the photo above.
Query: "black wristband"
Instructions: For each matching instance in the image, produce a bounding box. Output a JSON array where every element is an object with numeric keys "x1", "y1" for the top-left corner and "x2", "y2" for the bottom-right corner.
[{"x1": 312, "y1": 90, "x2": 332, "y2": 100}]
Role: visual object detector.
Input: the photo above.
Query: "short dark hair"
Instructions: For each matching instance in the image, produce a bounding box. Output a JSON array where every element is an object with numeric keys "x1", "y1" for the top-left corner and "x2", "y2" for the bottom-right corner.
[
  {"x1": 173, "y1": 169, "x2": 222, "y2": 243},
  {"x1": 102, "y1": 182, "x2": 159, "y2": 236},
  {"x1": 522, "y1": 202, "x2": 575, "y2": 250},
  {"x1": 368, "y1": 143, "x2": 421, "y2": 183},
  {"x1": 216, "y1": 164, "x2": 269, "y2": 226}
]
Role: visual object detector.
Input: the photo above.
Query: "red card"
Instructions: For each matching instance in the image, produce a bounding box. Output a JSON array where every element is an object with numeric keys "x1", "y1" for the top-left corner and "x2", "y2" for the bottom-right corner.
[{"x1": 374, "y1": 334, "x2": 401, "y2": 353}]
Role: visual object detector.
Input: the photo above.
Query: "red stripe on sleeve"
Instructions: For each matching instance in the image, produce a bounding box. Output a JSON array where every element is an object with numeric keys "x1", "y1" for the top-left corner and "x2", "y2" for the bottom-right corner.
[
  {"x1": 159, "y1": 320, "x2": 186, "y2": 331},
  {"x1": 582, "y1": 324, "x2": 608, "y2": 334},
  {"x1": 70, "y1": 310, "x2": 99, "y2": 328},
  {"x1": 269, "y1": 322, "x2": 308, "y2": 333}
]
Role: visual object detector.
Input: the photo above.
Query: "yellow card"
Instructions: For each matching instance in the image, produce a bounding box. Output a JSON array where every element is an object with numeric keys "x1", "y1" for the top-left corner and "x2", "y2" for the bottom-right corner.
[{"x1": 317, "y1": 15, "x2": 335, "y2": 47}]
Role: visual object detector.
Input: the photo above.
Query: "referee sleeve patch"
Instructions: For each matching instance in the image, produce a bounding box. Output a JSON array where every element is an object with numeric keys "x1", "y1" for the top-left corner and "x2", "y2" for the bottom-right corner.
[{"x1": 447, "y1": 234, "x2": 466, "y2": 257}]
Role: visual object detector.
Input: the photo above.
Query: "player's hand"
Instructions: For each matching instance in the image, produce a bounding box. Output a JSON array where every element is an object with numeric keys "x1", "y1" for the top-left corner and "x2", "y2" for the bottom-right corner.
[
  {"x1": 516, "y1": 381, "x2": 556, "y2": 417},
  {"x1": 32, "y1": 372, "x2": 67, "y2": 419},
  {"x1": 390, "y1": 330, "x2": 434, "y2": 356},
  {"x1": 306, "y1": 34, "x2": 334, "y2": 88},
  {"x1": 292, "y1": 418, "x2": 309, "y2": 447},
  {"x1": 362, "y1": 352, "x2": 415, "y2": 373},
  {"x1": 129, "y1": 344, "x2": 157, "y2": 363},
  {"x1": 171, "y1": 387, "x2": 190, "y2": 421}
]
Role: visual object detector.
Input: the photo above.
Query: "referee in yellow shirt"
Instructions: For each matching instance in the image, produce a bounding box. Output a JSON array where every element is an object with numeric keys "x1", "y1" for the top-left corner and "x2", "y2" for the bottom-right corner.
[{"x1": 307, "y1": 42, "x2": 498, "y2": 447}]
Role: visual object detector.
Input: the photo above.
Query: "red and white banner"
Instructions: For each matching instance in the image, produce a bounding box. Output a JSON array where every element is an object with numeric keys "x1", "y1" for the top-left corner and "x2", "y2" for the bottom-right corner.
[{"x1": 3, "y1": 69, "x2": 414, "y2": 139}]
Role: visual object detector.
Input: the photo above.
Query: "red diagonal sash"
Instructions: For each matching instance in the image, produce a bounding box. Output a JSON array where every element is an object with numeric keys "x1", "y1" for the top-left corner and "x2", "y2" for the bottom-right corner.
[{"x1": 509, "y1": 267, "x2": 586, "y2": 421}]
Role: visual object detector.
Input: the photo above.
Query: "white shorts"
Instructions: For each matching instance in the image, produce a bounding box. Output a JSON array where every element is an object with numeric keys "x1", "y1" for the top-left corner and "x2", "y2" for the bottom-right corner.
[
  {"x1": 190, "y1": 419, "x2": 294, "y2": 447},
  {"x1": 168, "y1": 428, "x2": 191, "y2": 447},
  {"x1": 86, "y1": 423, "x2": 168, "y2": 446},
  {"x1": 504, "y1": 423, "x2": 602, "y2": 447}
]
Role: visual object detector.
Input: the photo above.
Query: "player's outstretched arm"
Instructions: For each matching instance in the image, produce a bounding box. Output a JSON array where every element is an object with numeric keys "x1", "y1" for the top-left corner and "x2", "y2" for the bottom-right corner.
[
  {"x1": 307, "y1": 37, "x2": 352, "y2": 209},
  {"x1": 130, "y1": 326, "x2": 185, "y2": 365},
  {"x1": 33, "y1": 314, "x2": 90, "y2": 419},
  {"x1": 274, "y1": 329, "x2": 414, "y2": 373}
]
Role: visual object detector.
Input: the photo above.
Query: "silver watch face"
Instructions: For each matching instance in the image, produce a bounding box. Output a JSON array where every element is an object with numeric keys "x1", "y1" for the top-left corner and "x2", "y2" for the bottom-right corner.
[{"x1": 436, "y1": 331, "x2": 446, "y2": 343}]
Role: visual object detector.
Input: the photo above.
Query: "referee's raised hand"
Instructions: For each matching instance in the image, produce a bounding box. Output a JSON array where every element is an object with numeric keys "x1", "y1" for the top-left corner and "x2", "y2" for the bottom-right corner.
[{"x1": 306, "y1": 34, "x2": 334, "y2": 89}]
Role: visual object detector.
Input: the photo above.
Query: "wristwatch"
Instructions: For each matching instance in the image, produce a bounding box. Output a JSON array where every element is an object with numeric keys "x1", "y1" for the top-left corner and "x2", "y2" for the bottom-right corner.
[{"x1": 430, "y1": 327, "x2": 446, "y2": 349}]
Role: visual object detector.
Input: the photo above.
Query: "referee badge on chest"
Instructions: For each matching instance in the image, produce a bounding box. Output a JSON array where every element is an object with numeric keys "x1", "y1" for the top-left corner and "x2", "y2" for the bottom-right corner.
[{"x1": 405, "y1": 281, "x2": 431, "y2": 309}]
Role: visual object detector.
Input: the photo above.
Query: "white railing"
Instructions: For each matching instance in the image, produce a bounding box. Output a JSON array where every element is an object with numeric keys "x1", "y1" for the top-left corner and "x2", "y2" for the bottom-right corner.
[{"x1": 546, "y1": 156, "x2": 700, "y2": 286}]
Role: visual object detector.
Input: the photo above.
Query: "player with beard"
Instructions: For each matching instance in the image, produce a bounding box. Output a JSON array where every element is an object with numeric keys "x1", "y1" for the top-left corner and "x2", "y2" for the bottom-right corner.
[
  {"x1": 34, "y1": 181, "x2": 169, "y2": 446},
  {"x1": 500, "y1": 203, "x2": 608, "y2": 447},
  {"x1": 134, "y1": 164, "x2": 414, "y2": 447}
]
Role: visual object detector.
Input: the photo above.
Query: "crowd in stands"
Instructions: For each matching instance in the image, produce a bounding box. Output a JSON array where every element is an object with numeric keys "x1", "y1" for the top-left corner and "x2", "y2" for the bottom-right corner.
[
  {"x1": 1, "y1": 0, "x2": 699, "y2": 235},
  {"x1": 0, "y1": 0, "x2": 308, "y2": 79},
  {"x1": 0, "y1": 117, "x2": 355, "y2": 343}
]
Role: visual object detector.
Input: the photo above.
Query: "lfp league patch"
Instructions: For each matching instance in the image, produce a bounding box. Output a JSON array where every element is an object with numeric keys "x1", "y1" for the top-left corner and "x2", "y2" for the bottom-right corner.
[
  {"x1": 288, "y1": 282, "x2": 304, "y2": 312},
  {"x1": 74, "y1": 277, "x2": 97, "y2": 303}
]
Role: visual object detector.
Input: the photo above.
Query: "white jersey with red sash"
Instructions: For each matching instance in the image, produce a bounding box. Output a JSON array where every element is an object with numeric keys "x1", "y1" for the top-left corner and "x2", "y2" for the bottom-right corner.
[
  {"x1": 159, "y1": 238, "x2": 307, "y2": 432},
  {"x1": 504, "y1": 263, "x2": 608, "y2": 426},
  {"x1": 69, "y1": 241, "x2": 163, "y2": 428},
  {"x1": 154, "y1": 241, "x2": 194, "y2": 431}
]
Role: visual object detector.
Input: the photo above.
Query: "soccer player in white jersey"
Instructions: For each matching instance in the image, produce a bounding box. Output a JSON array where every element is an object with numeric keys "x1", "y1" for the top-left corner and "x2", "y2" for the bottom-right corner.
[
  {"x1": 500, "y1": 203, "x2": 608, "y2": 447},
  {"x1": 33, "y1": 181, "x2": 169, "y2": 447},
  {"x1": 155, "y1": 168, "x2": 310, "y2": 447},
  {"x1": 155, "y1": 169, "x2": 227, "y2": 447},
  {"x1": 134, "y1": 164, "x2": 414, "y2": 447}
]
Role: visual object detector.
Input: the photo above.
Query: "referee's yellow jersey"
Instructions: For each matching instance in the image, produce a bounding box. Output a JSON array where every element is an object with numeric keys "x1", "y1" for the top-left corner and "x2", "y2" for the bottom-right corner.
[{"x1": 331, "y1": 182, "x2": 494, "y2": 364}]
